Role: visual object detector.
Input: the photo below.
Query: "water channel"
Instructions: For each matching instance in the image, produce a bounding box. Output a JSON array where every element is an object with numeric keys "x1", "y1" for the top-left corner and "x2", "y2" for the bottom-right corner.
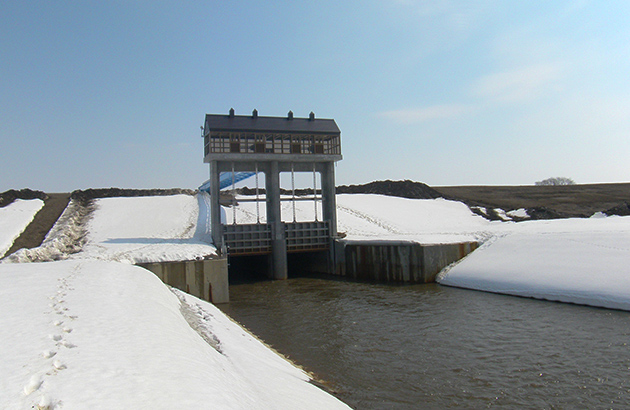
[{"x1": 219, "y1": 275, "x2": 630, "y2": 409}]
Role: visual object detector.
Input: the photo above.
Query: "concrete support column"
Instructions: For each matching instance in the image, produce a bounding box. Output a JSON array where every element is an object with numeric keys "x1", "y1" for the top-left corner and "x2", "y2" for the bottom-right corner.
[
  {"x1": 209, "y1": 161, "x2": 223, "y2": 253},
  {"x1": 321, "y1": 161, "x2": 337, "y2": 236},
  {"x1": 265, "y1": 161, "x2": 288, "y2": 279},
  {"x1": 321, "y1": 161, "x2": 338, "y2": 275}
]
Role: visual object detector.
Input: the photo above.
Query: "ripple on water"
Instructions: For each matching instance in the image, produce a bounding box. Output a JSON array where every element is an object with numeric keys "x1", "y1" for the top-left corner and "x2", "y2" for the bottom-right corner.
[{"x1": 220, "y1": 278, "x2": 630, "y2": 409}]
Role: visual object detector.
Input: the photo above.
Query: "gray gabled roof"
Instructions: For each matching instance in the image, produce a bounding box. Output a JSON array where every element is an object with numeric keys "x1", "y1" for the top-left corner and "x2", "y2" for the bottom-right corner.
[{"x1": 204, "y1": 112, "x2": 340, "y2": 135}]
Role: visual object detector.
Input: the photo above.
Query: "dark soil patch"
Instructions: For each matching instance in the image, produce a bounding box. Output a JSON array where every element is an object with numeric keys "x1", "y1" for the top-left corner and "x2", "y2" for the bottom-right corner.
[
  {"x1": 434, "y1": 183, "x2": 630, "y2": 219},
  {"x1": 238, "y1": 180, "x2": 442, "y2": 200},
  {"x1": 70, "y1": 187, "x2": 196, "y2": 203},
  {"x1": 0, "y1": 189, "x2": 47, "y2": 208},
  {"x1": 336, "y1": 180, "x2": 443, "y2": 199},
  {"x1": 604, "y1": 202, "x2": 630, "y2": 216},
  {"x1": 4, "y1": 193, "x2": 71, "y2": 257}
]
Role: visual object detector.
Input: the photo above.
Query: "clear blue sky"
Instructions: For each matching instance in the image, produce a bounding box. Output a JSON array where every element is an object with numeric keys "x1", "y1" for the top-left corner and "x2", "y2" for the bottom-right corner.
[{"x1": 2, "y1": 0, "x2": 629, "y2": 192}]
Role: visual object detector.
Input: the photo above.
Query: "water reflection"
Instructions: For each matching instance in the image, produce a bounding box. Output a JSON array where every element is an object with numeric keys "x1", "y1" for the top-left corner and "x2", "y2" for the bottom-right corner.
[{"x1": 219, "y1": 277, "x2": 630, "y2": 409}]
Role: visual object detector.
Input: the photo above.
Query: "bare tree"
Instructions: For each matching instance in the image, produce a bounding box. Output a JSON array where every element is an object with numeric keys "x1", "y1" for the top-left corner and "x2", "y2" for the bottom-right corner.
[{"x1": 535, "y1": 177, "x2": 576, "y2": 186}]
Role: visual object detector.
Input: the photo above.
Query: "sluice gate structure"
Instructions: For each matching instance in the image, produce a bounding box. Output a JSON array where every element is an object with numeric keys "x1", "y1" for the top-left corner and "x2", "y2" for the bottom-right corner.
[{"x1": 202, "y1": 109, "x2": 342, "y2": 279}]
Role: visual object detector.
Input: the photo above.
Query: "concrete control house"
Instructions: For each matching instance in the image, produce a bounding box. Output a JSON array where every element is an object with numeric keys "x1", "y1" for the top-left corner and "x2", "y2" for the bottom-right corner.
[{"x1": 202, "y1": 109, "x2": 342, "y2": 279}]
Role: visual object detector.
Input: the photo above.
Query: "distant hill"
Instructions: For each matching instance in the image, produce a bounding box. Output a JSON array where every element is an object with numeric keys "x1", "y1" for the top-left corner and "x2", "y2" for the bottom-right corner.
[
  {"x1": 434, "y1": 183, "x2": 630, "y2": 218},
  {"x1": 336, "y1": 180, "x2": 442, "y2": 200}
]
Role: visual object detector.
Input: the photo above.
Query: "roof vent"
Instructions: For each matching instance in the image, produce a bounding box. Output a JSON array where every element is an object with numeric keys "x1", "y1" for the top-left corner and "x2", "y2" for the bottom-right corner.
[
  {"x1": 287, "y1": 110, "x2": 294, "y2": 120},
  {"x1": 252, "y1": 109, "x2": 258, "y2": 118},
  {"x1": 229, "y1": 108, "x2": 235, "y2": 117},
  {"x1": 309, "y1": 111, "x2": 315, "y2": 121}
]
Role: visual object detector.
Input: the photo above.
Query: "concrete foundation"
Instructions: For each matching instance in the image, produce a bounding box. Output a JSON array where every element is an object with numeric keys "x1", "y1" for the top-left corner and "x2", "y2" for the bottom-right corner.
[
  {"x1": 139, "y1": 258, "x2": 229, "y2": 304},
  {"x1": 335, "y1": 241, "x2": 478, "y2": 283}
]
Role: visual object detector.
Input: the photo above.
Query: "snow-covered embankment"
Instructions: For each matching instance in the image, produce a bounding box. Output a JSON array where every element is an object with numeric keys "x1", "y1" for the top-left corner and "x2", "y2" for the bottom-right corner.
[
  {"x1": 0, "y1": 260, "x2": 349, "y2": 409},
  {"x1": 438, "y1": 215, "x2": 630, "y2": 310},
  {"x1": 0, "y1": 193, "x2": 349, "y2": 409}
]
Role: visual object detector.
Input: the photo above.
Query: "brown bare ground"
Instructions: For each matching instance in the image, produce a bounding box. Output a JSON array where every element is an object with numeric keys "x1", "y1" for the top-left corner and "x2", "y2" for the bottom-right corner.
[
  {"x1": 434, "y1": 183, "x2": 630, "y2": 218},
  {"x1": 4, "y1": 193, "x2": 71, "y2": 257}
]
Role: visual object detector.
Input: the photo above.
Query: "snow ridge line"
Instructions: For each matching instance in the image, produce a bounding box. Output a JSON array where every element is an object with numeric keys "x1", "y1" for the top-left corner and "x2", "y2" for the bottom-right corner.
[
  {"x1": 23, "y1": 263, "x2": 81, "y2": 409},
  {"x1": 3, "y1": 200, "x2": 93, "y2": 263},
  {"x1": 193, "y1": 192, "x2": 212, "y2": 241},
  {"x1": 170, "y1": 288, "x2": 222, "y2": 353},
  {"x1": 337, "y1": 205, "x2": 399, "y2": 234}
]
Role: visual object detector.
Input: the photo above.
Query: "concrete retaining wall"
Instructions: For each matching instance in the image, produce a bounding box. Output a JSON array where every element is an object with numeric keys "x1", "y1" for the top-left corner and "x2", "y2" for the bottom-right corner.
[
  {"x1": 139, "y1": 258, "x2": 229, "y2": 304},
  {"x1": 335, "y1": 241, "x2": 478, "y2": 283}
]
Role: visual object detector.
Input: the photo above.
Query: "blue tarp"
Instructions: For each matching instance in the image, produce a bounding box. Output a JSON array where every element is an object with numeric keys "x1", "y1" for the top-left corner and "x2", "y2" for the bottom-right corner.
[{"x1": 199, "y1": 172, "x2": 256, "y2": 192}]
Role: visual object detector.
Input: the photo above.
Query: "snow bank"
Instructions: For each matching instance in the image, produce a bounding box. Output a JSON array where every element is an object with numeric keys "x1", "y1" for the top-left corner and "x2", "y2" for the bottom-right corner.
[
  {"x1": 337, "y1": 194, "x2": 492, "y2": 243},
  {"x1": 76, "y1": 194, "x2": 217, "y2": 264},
  {"x1": 0, "y1": 199, "x2": 44, "y2": 258},
  {"x1": 438, "y1": 216, "x2": 630, "y2": 310},
  {"x1": 0, "y1": 260, "x2": 349, "y2": 409},
  {"x1": 228, "y1": 193, "x2": 494, "y2": 244}
]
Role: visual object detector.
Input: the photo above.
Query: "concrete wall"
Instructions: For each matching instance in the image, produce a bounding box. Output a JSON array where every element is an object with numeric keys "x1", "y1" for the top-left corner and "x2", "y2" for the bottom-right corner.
[
  {"x1": 335, "y1": 241, "x2": 478, "y2": 283},
  {"x1": 140, "y1": 258, "x2": 229, "y2": 304}
]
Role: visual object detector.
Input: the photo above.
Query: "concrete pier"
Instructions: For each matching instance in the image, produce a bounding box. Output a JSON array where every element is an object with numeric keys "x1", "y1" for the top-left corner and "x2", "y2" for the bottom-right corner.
[
  {"x1": 334, "y1": 241, "x2": 478, "y2": 283},
  {"x1": 139, "y1": 258, "x2": 229, "y2": 304},
  {"x1": 266, "y1": 161, "x2": 288, "y2": 279}
]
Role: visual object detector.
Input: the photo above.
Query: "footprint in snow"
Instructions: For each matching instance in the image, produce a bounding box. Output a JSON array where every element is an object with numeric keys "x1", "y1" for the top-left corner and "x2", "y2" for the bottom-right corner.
[
  {"x1": 53, "y1": 320, "x2": 63, "y2": 327},
  {"x1": 42, "y1": 350, "x2": 56, "y2": 359},
  {"x1": 35, "y1": 395, "x2": 53, "y2": 410},
  {"x1": 61, "y1": 341, "x2": 76, "y2": 349},
  {"x1": 50, "y1": 334, "x2": 62, "y2": 342},
  {"x1": 62, "y1": 327, "x2": 72, "y2": 333},
  {"x1": 52, "y1": 360, "x2": 66, "y2": 370},
  {"x1": 23, "y1": 374, "x2": 42, "y2": 395}
]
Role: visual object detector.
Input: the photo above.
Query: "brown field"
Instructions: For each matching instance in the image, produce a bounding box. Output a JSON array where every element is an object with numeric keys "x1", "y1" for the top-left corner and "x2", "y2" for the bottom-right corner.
[{"x1": 434, "y1": 183, "x2": 630, "y2": 218}]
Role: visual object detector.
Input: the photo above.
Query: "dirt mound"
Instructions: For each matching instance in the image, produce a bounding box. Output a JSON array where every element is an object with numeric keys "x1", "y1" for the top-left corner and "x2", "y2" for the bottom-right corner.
[
  {"x1": 70, "y1": 187, "x2": 196, "y2": 203},
  {"x1": 237, "y1": 187, "x2": 321, "y2": 196},
  {"x1": 604, "y1": 202, "x2": 630, "y2": 216},
  {"x1": 336, "y1": 180, "x2": 443, "y2": 199},
  {"x1": 0, "y1": 189, "x2": 47, "y2": 208},
  {"x1": 237, "y1": 180, "x2": 442, "y2": 200},
  {"x1": 523, "y1": 207, "x2": 568, "y2": 220}
]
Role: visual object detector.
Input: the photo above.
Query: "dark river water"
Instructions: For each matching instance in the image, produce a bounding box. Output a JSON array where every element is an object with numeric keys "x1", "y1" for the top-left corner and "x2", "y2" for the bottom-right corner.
[{"x1": 218, "y1": 276, "x2": 630, "y2": 409}]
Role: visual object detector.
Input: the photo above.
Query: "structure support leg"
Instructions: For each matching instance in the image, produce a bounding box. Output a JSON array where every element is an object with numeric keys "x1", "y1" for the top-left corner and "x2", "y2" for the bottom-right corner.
[
  {"x1": 321, "y1": 162, "x2": 337, "y2": 237},
  {"x1": 321, "y1": 162, "x2": 338, "y2": 274},
  {"x1": 209, "y1": 161, "x2": 224, "y2": 253},
  {"x1": 266, "y1": 161, "x2": 288, "y2": 279}
]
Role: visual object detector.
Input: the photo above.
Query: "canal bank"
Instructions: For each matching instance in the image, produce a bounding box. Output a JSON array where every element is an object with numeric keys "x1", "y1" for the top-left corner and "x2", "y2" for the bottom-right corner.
[{"x1": 139, "y1": 258, "x2": 230, "y2": 304}]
